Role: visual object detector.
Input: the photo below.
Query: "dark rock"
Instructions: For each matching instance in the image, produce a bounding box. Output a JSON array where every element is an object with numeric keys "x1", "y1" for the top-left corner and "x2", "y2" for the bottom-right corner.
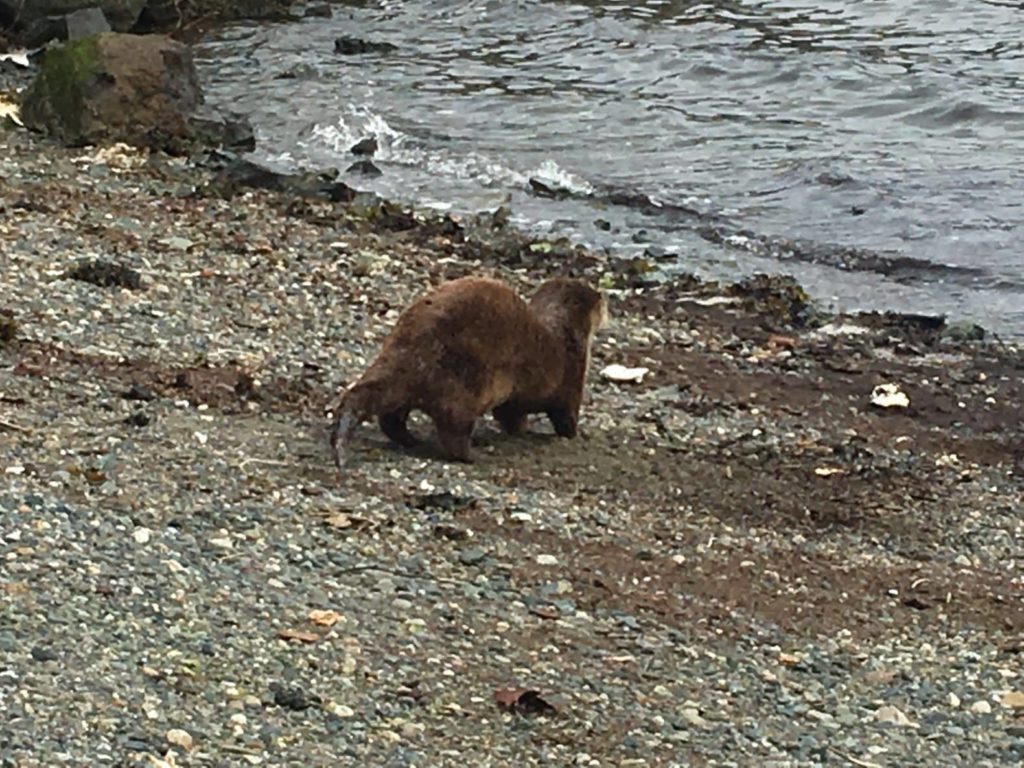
[
  {"x1": 0, "y1": 309, "x2": 16, "y2": 345},
  {"x1": 851, "y1": 205, "x2": 866, "y2": 216},
  {"x1": 942, "y1": 321, "x2": 986, "y2": 343},
  {"x1": 334, "y1": 36, "x2": 397, "y2": 55},
  {"x1": 440, "y1": 213, "x2": 462, "y2": 238},
  {"x1": 643, "y1": 244, "x2": 674, "y2": 261},
  {"x1": 0, "y1": 1, "x2": 146, "y2": 32},
  {"x1": 816, "y1": 171, "x2": 854, "y2": 187},
  {"x1": 23, "y1": 17, "x2": 69, "y2": 48},
  {"x1": 65, "y1": 258, "x2": 144, "y2": 290},
  {"x1": 727, "y1": 273, "x2": 815, "y2": 328},
  {"x1": 270, "y1": 682, "x2": 320, "y2": 711},
  {"x1": 303, "y1": 3, "x2": 332, "y2": 18},
  {"x1": 373, "y1": 200, "x2": 417, "y2": 231},
  {"x1": 457, "y1": 547, "x2": 487, "y2": 566},
  {"x1": 132, "y1": 0, "x2": 179, "y2": 31},
  {"x1": 30, "y1": 646, "x2": 59, "y2": 662},
  {"x1": 594, "y1": 218, "x2": 611, "y2": 231},
  {"x1": 350, "y1": 136, "x2": 378, "y2": 156},
  {"x1": 123, "y1": 411, "x2": 151, "y2": 427},
  {"x1": 411, "y1": 492, "x2": 475, "y2": 512},
  {"x1": 209, "y1": 156, "x2": 360, "y2": 203},
  {"x1": 528, "y1": 177, "x2": 571, "y2": 200},
  {"x1": 346, "y1": 159, "x2": 380, "y2": 177},
  {"x1": 133, "y1": 0, "x2": 300, "y2": 32},
  {"x1": 185, "y1": 109, "x2": 256, "y2": 153},
  {"x1": 67, "y1": 6, "x2": 112, "y2": 37},
  {"x1": 21, "y1": 33, "x2": 202, "y2": 150},
  {"x1": 123, "y1": 382, "x2": 156, "y2": 401},
  {"x1": 123, "y1": 737, "x2": 151, "y2": 751}
]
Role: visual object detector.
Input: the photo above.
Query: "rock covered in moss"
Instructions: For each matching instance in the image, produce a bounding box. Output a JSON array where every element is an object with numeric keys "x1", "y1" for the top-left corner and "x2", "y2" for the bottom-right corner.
[
  {"x1": 0, "y1": 1, "x2": 146, "y2": 32},
  {"x1": 20, "y1": 32, "x2": 201, "y2": 149}
]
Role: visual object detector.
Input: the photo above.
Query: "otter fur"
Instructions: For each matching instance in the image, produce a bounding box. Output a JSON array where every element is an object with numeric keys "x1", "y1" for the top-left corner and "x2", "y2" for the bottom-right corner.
[{"x1": 329, "y1": 275, "x2": 607, "y2": 465}]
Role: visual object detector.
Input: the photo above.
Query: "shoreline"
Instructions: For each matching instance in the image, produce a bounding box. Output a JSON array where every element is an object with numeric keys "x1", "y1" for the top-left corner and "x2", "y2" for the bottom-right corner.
[{"x1": 2, "y1": 24, "x2": 1024, "y2": 768}]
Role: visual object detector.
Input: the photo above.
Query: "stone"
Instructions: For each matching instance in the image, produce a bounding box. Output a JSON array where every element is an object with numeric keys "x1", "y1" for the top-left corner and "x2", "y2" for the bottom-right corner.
[
  {"x1": 21, "y1": 33, "x2": 202, "y2": 150},
  {"x1": 0, "y1": 1, "x2": 146, "y2": 32},
  {"x1": 970, "y1": 699, "x2": 992, "y2": 715},
  {"x1": 334, "y1": 36, "x2": 397, "y2": 56},
  {"x1": 303, "y1": 3, "x2": 332, "y2": 18},
  {"x1": 350, "y1": 136, "x2": 378, "y2": 156},
  {"x1": 1002, "y1": 691, "x2": 1024, "y2": 710},
  {"x1": 186, "y1": 108, "x2": 256, "y2": 153},
  {"x1": 209, "y1": 156, "x2": 360, "y2": 203},
  {"x1": 62, "y1": 7, "x2": 114, "y2": 42},
  {"x1": 457, "y1": 547, "x2": 487, "y2": 566},
  {"x1": 165, "y1": 728, "x2": 193, "y2": 751},
  {"x1": 346, "y1": 159, "x2": 382, "y2": 177},
  {"x1": 873, "y1": 705, "x2": 915, "y2": 727}
]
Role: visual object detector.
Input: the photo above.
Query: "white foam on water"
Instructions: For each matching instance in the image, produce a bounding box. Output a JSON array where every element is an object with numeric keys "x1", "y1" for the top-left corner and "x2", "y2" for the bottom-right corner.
[
  {"x1": 300, "y1": 106, "x2": 601, "y2": 202},
  {"x1": 529, "y1": 159, "x2": 595, "y2": 195}
]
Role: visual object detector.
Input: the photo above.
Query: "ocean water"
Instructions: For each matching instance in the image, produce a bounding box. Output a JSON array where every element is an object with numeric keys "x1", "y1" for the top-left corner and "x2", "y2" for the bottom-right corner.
[{"x1": 196, "y1": 0, "x2": 1024, "y2": 336}]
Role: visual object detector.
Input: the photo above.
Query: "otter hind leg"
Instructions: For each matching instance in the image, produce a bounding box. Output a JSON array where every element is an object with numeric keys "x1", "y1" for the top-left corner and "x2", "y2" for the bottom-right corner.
[{"x1": 547, "y1": 405, "x2": 578, "y2": 438}]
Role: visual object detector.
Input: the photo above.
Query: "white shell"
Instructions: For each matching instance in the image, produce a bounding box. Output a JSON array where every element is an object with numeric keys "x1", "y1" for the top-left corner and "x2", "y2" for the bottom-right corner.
[
  {"x1": 870, "y1": 383, "x2": 910, "y2": 408},
  {"x1": 600, "y1": 364, "x2": 650, "y2": 383}
]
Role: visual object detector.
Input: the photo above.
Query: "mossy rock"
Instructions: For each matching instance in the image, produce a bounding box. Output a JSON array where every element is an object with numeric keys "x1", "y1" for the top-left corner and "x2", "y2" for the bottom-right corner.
[
  {"x1": 20, "y1": 32, "x2": 201, "y2": 148},
  {"x1": 20, "y1": 35, "x2": 101, "y2": 145}
]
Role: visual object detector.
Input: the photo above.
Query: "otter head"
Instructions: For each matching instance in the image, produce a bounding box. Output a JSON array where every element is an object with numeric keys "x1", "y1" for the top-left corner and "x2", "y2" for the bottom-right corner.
[{"x1": 529, "y1": 277, "x2": 607, "y2": 345}]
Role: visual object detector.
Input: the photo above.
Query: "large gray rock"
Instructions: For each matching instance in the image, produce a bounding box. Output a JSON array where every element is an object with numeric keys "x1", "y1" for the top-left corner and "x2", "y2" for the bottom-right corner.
[
  {"x1": 0, "y1": 1, "x2": 146, "y2": 32},
  {"x1": 21, "y1": 32, "x2": 202, "y2": 148},
  {"x1": 24, "y1": 7, "x2": 112, "y2": 48}
]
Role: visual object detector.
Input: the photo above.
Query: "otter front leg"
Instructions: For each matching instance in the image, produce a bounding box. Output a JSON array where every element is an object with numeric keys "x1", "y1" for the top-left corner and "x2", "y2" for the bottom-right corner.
[
  {"x1": 492, "y1": 402, "x2": 528, "y2": 435},
  {"x1": 379, "y1": 408, "x2": 417, "y2": 447},
  {"x1": 546, "y1": 405, "x2": 578, "y2": 438}
]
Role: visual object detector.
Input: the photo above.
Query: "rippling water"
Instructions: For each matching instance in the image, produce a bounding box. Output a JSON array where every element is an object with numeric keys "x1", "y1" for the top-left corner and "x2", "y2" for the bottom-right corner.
[{"x1": 195, "y1": 0, "x2": 1024, "y2": 336}]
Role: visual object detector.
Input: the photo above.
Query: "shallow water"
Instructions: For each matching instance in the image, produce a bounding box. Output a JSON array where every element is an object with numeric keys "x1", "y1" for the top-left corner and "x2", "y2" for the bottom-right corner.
[{"x1": 195, "y1": 0, "x2": 1024, "y2": 336}]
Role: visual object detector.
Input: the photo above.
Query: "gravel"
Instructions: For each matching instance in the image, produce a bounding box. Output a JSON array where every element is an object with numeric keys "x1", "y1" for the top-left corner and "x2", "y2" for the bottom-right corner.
[{"x1": 1, "y1": 108, "x2": 1023, "y2": 766}]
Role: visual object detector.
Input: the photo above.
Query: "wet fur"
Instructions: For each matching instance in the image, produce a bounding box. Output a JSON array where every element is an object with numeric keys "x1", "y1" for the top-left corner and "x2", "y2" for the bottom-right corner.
[{"x1": 329, "y1": 276, "x2": 606, "y2": 465}]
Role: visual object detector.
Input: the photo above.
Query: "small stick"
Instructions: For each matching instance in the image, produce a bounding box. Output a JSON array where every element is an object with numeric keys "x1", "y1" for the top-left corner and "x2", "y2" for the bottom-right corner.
[
  {"x1": 828, "y1": 747, "x2": 883, "y2": 768},
  {"x1": 0, "y1": 418, "x2": 29, "y2": 433}
]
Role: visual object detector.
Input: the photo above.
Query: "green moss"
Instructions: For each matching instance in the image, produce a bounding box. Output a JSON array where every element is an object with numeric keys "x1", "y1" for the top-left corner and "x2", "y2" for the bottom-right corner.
[{"x1": 21, "y1": 35, "x2": 103, "y2": 144}]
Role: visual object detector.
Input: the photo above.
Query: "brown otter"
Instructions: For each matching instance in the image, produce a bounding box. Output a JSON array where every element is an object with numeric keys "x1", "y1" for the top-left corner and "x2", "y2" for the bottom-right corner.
[{"x1": 329, "y1": 275, "x2": 607, "y2": 465}]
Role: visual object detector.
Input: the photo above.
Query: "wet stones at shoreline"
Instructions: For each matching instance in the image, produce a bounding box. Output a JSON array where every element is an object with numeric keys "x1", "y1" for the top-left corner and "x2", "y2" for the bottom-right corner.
[{"x1": 202, "y1": 154, "x2": 364, "y2": 204}]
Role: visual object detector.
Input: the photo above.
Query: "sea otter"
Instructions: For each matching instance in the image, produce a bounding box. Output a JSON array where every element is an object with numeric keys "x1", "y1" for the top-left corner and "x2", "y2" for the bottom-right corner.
[{"x1": 328, "y1": 275, "x2": 607, "y2": 465}]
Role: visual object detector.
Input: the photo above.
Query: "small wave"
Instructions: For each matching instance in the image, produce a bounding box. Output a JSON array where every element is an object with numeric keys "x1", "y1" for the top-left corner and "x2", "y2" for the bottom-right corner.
[
  {"x1": 529, "y1": 159, "x2": 595, "y2": 196},
  {"x1": 305, "y1": 106, "x2": 407, "y2": 160}
]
